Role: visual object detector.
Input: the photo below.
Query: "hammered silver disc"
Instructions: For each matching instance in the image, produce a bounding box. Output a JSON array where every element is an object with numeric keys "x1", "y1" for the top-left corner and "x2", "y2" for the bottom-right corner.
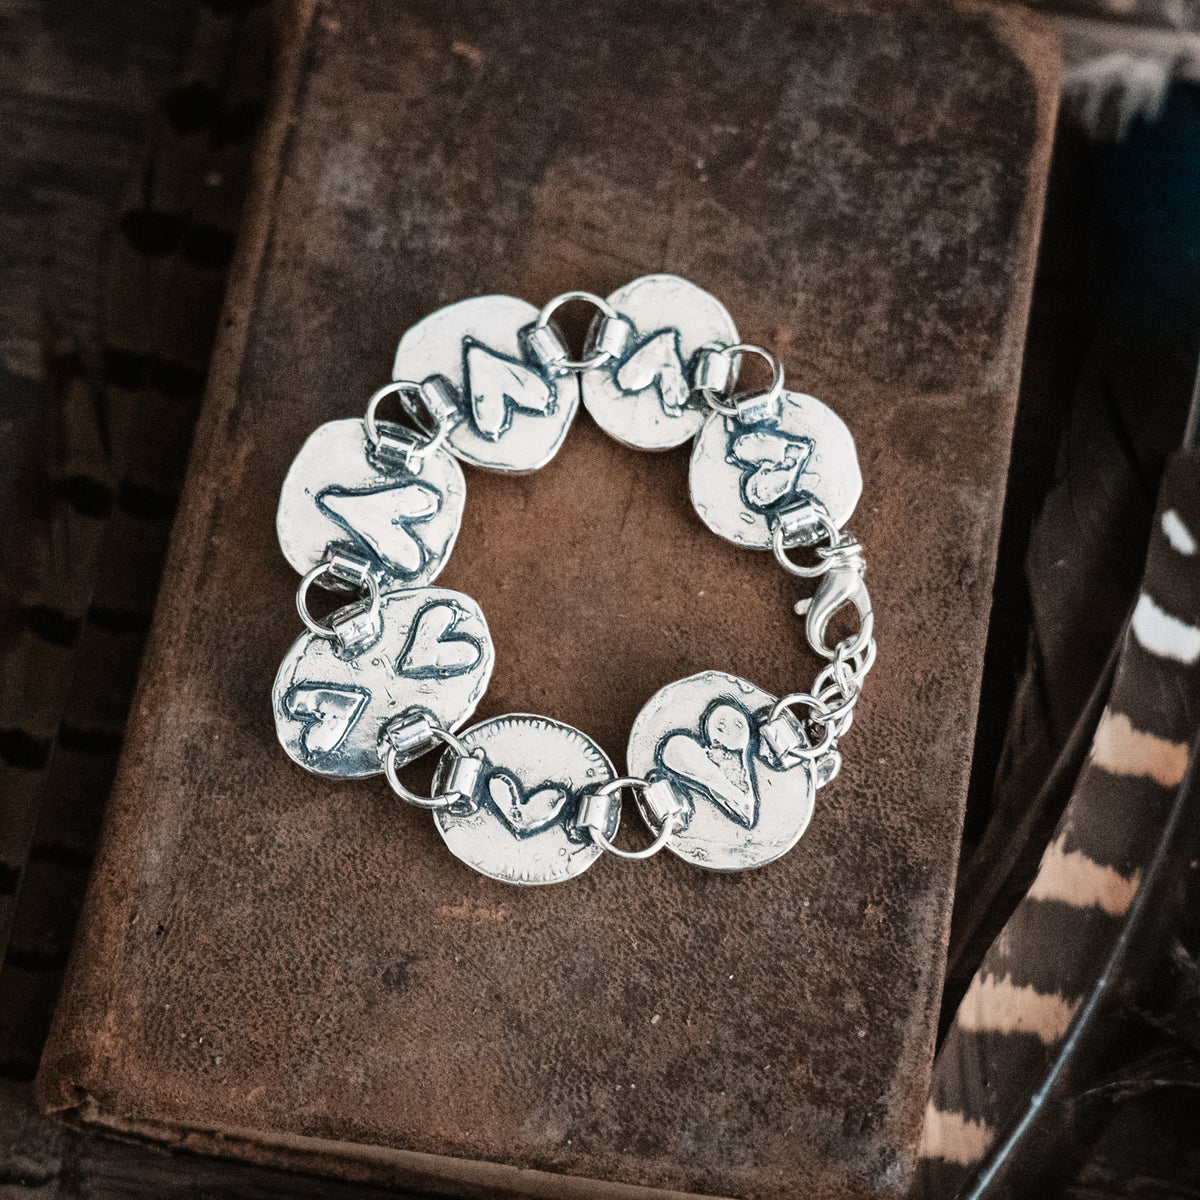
[
  {"x1": 273, "y1": 587, "x2": 493, "y2": 778},
  {"x1": 392, "y1": 296, "x2": 578, "y2": 473},
  {"x1": 581, "y1": 274, "x2": 738, "y2": 451},
  {"x1": 627, "y1": 671, "x2": 815, "y2": 870},
  {"x1": 276, "y1": 419, "x2": 466, "y2": 585},
  {"x1": 689, "y1": 390, "x2": 862, "y2": 548},
  {"x1": 432, "y1": 714, "x2": 618, "y2": 884}
]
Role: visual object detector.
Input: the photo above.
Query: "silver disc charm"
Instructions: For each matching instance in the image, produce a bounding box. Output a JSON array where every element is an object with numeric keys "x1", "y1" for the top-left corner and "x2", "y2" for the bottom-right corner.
[
  {"x1": 432, "y1": 715, "x2": 617, "y2": 884},
  {"x1": 627, "y1": 671, "x2": 815, "y2": 870},
  {"x1": 689, "y1": 390, "x2": 862, "y2": 548},
  {"x1": 581, "y1": 274, "x2": 738, "y2": 451},
  {"x1": 277, "y1": 419, "x2": 466, "y2": 585},
  {"x1": 273, "y1": 587, "x2": 493, "y2": 778},
  {"x1": 392, "y1": 296, "x2": 578, "y2": 473}
]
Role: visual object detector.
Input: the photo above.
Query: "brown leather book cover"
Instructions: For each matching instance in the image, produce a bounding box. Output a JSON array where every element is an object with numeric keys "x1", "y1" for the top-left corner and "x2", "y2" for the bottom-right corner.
[{"x1": 36, "y1": 1, "x2": 1058, "y2": 1197}]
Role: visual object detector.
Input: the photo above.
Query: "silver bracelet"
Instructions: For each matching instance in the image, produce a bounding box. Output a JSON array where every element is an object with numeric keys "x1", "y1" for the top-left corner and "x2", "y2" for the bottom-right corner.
[{"x1": 272, "y1": 275, "x2": 875, "y2": 885}]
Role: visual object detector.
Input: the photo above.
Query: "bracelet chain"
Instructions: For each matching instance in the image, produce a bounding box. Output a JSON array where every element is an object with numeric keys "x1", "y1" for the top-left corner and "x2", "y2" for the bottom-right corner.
[{"x1": 361, "y1": 301, "x2": 876, "y2": 863}]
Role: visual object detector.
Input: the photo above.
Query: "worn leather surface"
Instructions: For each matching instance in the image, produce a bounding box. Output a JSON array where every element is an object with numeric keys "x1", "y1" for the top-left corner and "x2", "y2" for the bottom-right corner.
[{"x1": 37, "y1": 2, "x2": 1058, "y2": 1197}]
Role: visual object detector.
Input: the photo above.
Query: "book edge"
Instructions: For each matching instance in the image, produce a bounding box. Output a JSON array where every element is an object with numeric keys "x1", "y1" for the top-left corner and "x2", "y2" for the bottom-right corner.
[
  {"x1": 885, "y1": 0, "x2": 1065, "y2": 1160},
  {"x1": 52, "y1": 1097, "x2": 726, "y2": 1200}
]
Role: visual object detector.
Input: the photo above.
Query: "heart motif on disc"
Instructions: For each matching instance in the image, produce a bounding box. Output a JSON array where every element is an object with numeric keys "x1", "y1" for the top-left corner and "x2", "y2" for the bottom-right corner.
[
  {"x1": 397, "y1": 600, "x2": 484, "y2": 678},
  {"x1": 285, "y1": 684, "x2": 369, "y2": 756},
  {"x1": 614, "y1": 329, "x2": 691, "y2": 417},
  {"x1": 432, "y1": 714, "x2": 617, "y2": 885},
  {"x1": 317, "y1": 480, "x2": 441, "y2": 576},
  {"x1": 465, "y1": 340, "x2": 555, "y2": 441},
  {"x1": 486, "y1": 769, "x2": 571, "y2": 836},
  {"x1": 729, "y1": 429, "x2": 818, "y2": 513},
  {"x1": 276, "y1": 419, "x2": 465, "y2": 586},
  {"x1": 627, "y1": 671, "x2": 815, "y2": 871},
  {"x1": 393, "y1": 295, "x2": 578, "y2": 473},
  {"x1": 273, "y1": 586, "x2": 493, "y2": 778},
  {"x1": 581, "y1": 274, "x2": 739, "y2": 451},
  {"x1": 690, "y1": 391, "x2": 862, "y2": 549},
  {"x1": 659, "y1": 701, "x2": 759, "y2": 828}
]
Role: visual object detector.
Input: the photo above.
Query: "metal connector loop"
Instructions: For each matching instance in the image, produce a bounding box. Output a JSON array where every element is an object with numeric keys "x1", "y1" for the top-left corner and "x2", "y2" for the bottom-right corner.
[
  {"x1": 364, "y1": 379, "x2": 456, "y2": 470},
  {"x1": 693, "y1": 343, "x2": 784, "y2": 418},
  {"x1": 771, "y1": 503, "x2": 843, "y2": 572},
  {"x1": 533, "y1": 291, "x2": 621, "y2": 372},
  {"x1": 580, "y1": 777, "x2": 678, "y2": 860},
  {"x1": 381, "y1": 714, "x2": 475, "y2": 810},
  {"x1": 295, "y1": 558, "x2": 382, "y2": 653},
  {"x1": 767, "y1": 693, "x2": 837, "y2": 759}
]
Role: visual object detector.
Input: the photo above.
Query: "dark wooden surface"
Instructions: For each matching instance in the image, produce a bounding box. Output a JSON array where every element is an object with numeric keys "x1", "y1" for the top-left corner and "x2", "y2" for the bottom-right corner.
[
  {"x1": 0, "y1": 0, "x2": 195, "y2": 1021},
  {"x1": 6, "y1": 3, "x2": 1200, "y2": 1198},
  {"x1": 20, "y1": 3, "x2": 1196, "y2": 1199},
  {"x1": 29, "y1": 2, "x2": 1057, "y2": 1198},
  {"x1": 0, "y1": 0, "x2": 201, "y2": 1118},
  {"x1": 0, "y1": 1, "x2": 323, "y2": 1197},
  {"x1": 6, "y1": 1, "x2": 1195, "y2": 1199}
]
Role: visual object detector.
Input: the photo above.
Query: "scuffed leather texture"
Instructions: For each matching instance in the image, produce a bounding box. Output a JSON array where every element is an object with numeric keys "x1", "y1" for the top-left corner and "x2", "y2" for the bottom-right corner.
[{"x1": 36, "y1": 1, "x2": 1059, "y2": 1197}]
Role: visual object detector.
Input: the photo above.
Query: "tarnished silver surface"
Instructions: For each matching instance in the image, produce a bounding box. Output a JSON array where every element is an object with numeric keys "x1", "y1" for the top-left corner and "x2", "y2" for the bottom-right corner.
[
  {"x1": 689, "y1": 390, "x2": 862, "y2": 548},
  {"x1": 626, "y1": 671, "x2": 816, "y2": 870},
  {"x1": 276, "y1": 419, "x2": 465, "y2": 584},
  {"x1": 392, "y1": 295, "x2": 578, "y2": 473},
  {"x1": 581, "y1": 274, "x2": 738, "y2": 450},
  {"x1": 273, "y1": 587, "x2": 493, "y2": 778},
  {"x1": 432, "y1": 714, "x2": 618, "y2": 884}
]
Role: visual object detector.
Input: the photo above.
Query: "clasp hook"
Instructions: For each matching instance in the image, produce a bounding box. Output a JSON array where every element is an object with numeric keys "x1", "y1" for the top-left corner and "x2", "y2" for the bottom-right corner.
[{"x1": 794, "y1": 536, "x2": 873, "y2": 660}]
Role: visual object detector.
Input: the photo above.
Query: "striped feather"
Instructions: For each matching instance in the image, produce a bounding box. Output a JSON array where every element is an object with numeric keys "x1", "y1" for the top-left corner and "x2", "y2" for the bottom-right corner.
[
  {"x1": 1026, "y1": 833, "x2": 1141, "y2": 917},
  {"x1": 1090, "y1": 707, "x2": 1189, "y2": 786},
  {"x1": 955, "y1": 973, "x2": 1081, "y2": 1043},
  {"x1": 918, "y1": 451, "x2": 1200, "y2": 1195}
]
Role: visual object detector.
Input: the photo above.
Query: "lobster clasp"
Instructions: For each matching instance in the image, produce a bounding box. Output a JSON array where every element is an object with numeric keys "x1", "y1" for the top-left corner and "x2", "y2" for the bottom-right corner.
[{"x1": 794, "y1": 535, "x2": 873, "y2": 660}]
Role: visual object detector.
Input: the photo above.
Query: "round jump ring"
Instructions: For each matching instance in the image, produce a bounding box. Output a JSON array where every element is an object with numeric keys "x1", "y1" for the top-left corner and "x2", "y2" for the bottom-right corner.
[
  {"x1": 364, "y1": 380, "x2": 447, "y2": 459},
  {"x1": 698, "y1": 343, "x2": 784, "y2": 417},
  {"x1": 831, "y1": 609, "x2": 875, "y2": 664},
  {"x1": 771, "y1": 509, "x2": 843, "y2": 576},
  {"x1": 818, "y1": 638, "x2": 875, "y2": 701},
  {"x1": 815, "y1": 661, "x2": 858, "y2": 707},
  {"x1": 295, "y1": 562, "x2": 380, "y2": 641},
  {"x1": 831, "y1": 637, "x2": 877, "y2": 694},
  {"x1": 767, "y1": 692, "x2": 837, "y2": 759},
  {"x1": 588, "y1": 777, "x2": 675, "y2": 860},
  {"x1": 813, "y1": 682, "x2": 858, "y2": 730},
  {"x1": 536, "y1": 290, "x2": 619, "y2": 372},
  {"x1": 383, "y1": 726, "x2": 470, "y2": 808}
]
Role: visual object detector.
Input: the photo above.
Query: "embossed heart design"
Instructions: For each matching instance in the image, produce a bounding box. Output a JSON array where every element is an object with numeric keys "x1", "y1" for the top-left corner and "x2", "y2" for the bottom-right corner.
[
  {"x1": 729, "y1": 429, "x2": 818, "y2": 512},
  {"x1": 615, "y1": 329, "x2": 690, "y2": 416},
  {"x1": 465, "y1": 340, "x2": 554, "y2": 441},
  {"x1": 318, "y1": 481, "x2": 440, "y2": 575},
  {"x1": 285, "y1": 684, "x2": 369, "y2": 755},
  {"x1": 659, "y1": 701, "x2": 759, "y2": 827},
  {"x1": 486, "y1": 769, "x2": 571, "y2": 836},
  {"x1": 398, "y1": 601, "x2": 483, "y2": 678}
]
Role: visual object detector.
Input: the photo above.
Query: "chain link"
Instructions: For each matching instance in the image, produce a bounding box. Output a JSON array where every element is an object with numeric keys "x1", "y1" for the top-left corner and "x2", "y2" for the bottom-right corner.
[
  {"x1": 363, "y1": 379, "x2": 455, "y2": 470},
  {"x1": 381, "y1": 713, "x2": 475, "y2": 809},
  {"x1": 764, "y1": 495, "x2": 877, "y2": 773},
  {"x1": 578, "y1": 777, "x2": 679, "y2": 860},
  {"x1": 692, "y1": 342, "x2": 785, "y2": 418}
]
